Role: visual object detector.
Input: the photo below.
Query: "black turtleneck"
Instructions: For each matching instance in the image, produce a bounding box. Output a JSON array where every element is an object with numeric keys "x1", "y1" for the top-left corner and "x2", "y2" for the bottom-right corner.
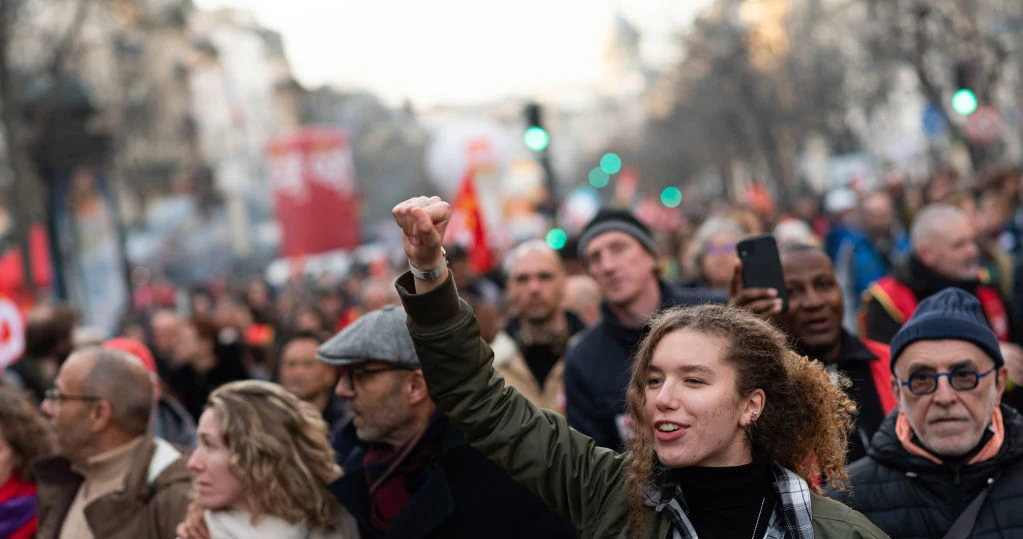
[{"x1": 671, "y1": 452, "x2": 777, "y2": 539}]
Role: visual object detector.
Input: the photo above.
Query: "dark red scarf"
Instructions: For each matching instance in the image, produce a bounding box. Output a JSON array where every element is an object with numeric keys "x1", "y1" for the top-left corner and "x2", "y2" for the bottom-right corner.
[{"x1": 364, "y1": 412, "x2": 445, "y2": 531}]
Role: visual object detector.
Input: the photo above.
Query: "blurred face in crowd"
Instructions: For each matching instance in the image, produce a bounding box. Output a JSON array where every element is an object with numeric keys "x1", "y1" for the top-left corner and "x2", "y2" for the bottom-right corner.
[
  {"x1": 175, "y1": 323, "x2": 216, "y2": 372},
  {"x1": 247, "y1": 281, "x2": 270, "y2": 311},
  {"x1": 584, "y1": 232, "x2": 657, "y2": 308},
  {"x1": 150, "y1": 310, "x2": 180, "y2": 357},
  {"x1": 189, "y1": 411, "x2": 245, "y2": 511},
  {"x1": 699, "y1": 232, "x2": 739, "y2": 289},
  {"x1": 777, "y1": 249, "x2": 843, "y2": 360},
  {"x1": 861, "y1": 193, "x2": 896, "y2": 241},
  {"x1": 335, "y1": 361, "x2": 418, "y2": 446},
  {"x1": 507, "y1": 248, "x2": 565, "y2": 325},
  {"x1": 294, "y1": 308, "x2": 325, "y2": 333},
  {"x1": 978, "y1": 195, "x2": 1011, "y2": 239},
  {"x1": 893, "y1": 340, "x2": 1005, "y2": 458},
  {"x1": 279, "y1": 338, "x2": 335, "y2": 405},
  {"x1": 917, "y1": 215, "x2": 980, "y2": 281},
  {"x1": 191, "y1": 293, "x2": 214, "y2": 318},
  {"x1": 41, "y1": 352, "x2": 100, "y2": 463},
  {"x1": 644, "y1": 330, "x2": 762, "y2": 468}
]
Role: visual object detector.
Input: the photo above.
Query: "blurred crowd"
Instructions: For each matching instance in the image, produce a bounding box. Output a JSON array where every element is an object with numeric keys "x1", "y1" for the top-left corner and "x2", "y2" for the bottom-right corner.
[{"x1": 2, "y1": 165, "x2": 1023, "y2": 538}]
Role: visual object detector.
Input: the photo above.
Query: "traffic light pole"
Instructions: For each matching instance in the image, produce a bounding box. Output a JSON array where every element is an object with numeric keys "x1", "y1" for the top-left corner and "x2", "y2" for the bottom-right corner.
[{"x1": 537, "y1": 147, "x2": 558, "y2": 221}]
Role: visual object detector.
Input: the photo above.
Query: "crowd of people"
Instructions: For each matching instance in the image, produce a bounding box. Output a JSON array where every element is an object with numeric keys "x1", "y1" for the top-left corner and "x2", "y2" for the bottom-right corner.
[{"x1": 1, "y1": 167, "x2": 1023, "y2": 538}]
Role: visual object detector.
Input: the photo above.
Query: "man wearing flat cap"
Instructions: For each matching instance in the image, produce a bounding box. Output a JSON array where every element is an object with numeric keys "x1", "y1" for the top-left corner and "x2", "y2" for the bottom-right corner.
[
  {"x1": 836, "y1": 288, "x2": 1023, "y2": 538},
  {"x1": 319, "y1": 306, "x2": 576, "y2": 539}
]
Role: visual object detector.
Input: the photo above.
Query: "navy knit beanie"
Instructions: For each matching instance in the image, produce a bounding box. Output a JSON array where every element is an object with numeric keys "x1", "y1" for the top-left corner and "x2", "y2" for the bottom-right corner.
[
  {"x1": 889, "y1": 287, "x2": 1004, "y2": 372},
  {"x1": 577, "y1": 208, "x2": 657, "y2": 259}
]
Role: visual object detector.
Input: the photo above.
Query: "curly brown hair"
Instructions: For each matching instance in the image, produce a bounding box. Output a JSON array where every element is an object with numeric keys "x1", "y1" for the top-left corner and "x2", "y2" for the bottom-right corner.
[
  {"x1": 207, "y1": 380, "x2": 343, "y2": 530},
  {"x1": 0, "y1": 385, "x2": 55, "y2": 482},
  {"x1": 623, "y1": 304, "x2": 856, "y2": 537}
]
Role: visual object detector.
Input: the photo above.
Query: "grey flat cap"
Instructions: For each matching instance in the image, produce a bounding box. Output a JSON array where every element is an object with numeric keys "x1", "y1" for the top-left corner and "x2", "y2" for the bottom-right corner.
[{"x1": 316, "y1": 305, "x2": 420, "y2": 368}]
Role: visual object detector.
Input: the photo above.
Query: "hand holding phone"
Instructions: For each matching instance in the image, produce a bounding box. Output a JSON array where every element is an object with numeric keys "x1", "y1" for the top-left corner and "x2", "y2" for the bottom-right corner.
[{"x1": 729, "y1": 234, "x2": 788, "y2": 316}]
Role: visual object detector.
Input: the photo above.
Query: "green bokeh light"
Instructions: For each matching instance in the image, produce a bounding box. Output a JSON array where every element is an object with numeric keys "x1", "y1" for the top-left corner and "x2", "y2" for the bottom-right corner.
[
  {"x1": 599, "y1": 153, "x2": 622, "y2": 174},
  {"x1": 589, "y1": 168, "x2": 610, "y2": 189},
  {"x1": 661, "y1": 186, "x2": 683, "y2": 208},
  {"x1": 523, "y1": 127, "x2": 550, "y2": 151},
  {"x1": 546, "y1": 228, "x2": 568, "y2": 250}
]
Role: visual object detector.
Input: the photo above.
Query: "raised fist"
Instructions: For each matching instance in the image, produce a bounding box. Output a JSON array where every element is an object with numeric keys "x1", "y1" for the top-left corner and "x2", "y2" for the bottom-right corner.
[{"x1": 392, "y1": 196, "x2": 452, "y2": 271}]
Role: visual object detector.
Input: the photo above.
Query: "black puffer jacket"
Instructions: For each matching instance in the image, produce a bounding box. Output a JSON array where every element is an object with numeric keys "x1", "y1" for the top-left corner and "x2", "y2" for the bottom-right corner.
[{"x1": 837, "y1": 404, "x2": 1023, "y2": 539}]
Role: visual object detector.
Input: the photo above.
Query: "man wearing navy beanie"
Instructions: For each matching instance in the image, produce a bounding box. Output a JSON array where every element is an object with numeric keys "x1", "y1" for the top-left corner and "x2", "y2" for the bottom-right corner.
[{"x1": 837, "y1": 288, "x2": 1023, "y2": 538}]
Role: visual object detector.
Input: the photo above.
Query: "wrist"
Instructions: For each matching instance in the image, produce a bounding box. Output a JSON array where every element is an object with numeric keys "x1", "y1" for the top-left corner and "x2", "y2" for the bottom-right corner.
[{"x1": 409, "y1": 247, "x2": 448, "y2": 281}]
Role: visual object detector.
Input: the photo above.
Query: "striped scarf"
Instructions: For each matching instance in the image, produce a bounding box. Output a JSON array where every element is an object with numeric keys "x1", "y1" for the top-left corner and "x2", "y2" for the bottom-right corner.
[{"x1": 644, "y1": 461, "x2": 815, "y2": 539}]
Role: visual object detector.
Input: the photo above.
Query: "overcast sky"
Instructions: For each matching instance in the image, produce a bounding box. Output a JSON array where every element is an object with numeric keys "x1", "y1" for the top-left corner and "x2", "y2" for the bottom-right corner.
[{"x1": 193, "y1": 0, "x2": 711, "y2": 106}]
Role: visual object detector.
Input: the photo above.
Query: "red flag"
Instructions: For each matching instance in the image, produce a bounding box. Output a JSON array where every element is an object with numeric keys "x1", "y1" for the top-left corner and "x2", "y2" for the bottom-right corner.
[{"x1": 444, "y1": 170, "x2": 493, "y2": 273}]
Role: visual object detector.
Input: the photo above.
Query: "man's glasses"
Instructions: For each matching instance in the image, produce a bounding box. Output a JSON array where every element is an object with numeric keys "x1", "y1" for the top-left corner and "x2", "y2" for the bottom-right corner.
[
  {"x1": 44, "y1": 388, "x2": 102, "y2": 402},
  {"x1": 705, "y1": 243, "x2": 737, "y2": 256},
  {"x1": 338, "y1": 365, "x2": 413, "y2": 392},
  {"x1": 899, "y1": 366, "x2": 997, "y2": 396}
]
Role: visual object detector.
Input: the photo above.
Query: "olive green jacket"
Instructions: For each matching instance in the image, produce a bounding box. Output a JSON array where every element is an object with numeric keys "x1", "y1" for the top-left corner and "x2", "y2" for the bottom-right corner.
[{"x1": 397, "y1": 272, "x2": 888, "y2": 539}]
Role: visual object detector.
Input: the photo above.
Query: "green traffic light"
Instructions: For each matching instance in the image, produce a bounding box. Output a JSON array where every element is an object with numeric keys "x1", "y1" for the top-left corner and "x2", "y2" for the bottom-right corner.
[
  {"x1": 599, "y1": 153, "x2": 622, "y2": 174},
  {"x1": 524, "y1": 127, "x2": 550, "y2": 151},
  {"x1": 952, "y1": 89, "x2": 978, "y2": 116},
  {"x1": 661, "y1": 187, "x2": 683, "y2": 208},
  {"x1": 589, "y1": 168, "x2": 610, "y2": 189},
  {"x1": 546, "y1": 228, "x2": 568, "y2": 250}
]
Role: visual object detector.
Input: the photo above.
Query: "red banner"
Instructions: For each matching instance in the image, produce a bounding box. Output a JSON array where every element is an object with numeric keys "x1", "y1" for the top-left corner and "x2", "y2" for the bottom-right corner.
[
  {"x1": 444, "y1": 170, "x2": 493, "y2": 273},
  {"x1": 267, "y1": 128, "x2": 361, "y2": 258}
]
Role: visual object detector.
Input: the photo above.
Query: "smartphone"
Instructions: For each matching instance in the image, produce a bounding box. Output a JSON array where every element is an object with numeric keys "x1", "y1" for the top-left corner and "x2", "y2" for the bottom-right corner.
[{"x1": 736, "y1": 234, "x2": 788, "y2": 314}]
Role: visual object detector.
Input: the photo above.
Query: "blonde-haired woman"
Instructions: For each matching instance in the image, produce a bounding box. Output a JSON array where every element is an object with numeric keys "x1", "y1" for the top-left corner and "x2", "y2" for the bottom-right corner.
[{"x1": 176, "y1": 380, "x2": 357, "y2": 539}]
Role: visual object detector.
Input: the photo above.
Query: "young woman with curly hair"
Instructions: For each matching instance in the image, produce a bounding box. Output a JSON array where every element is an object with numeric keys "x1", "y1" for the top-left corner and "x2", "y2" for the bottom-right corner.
[
  {"x1": 176, "y1": 380, "x2": 357, "y2": 539},
  {"x1": 390, "y1": 196, "x2": 890, "y2": 539},
  {"x1": 0, "y1": 384, "x2": 56, "y2": 539}
]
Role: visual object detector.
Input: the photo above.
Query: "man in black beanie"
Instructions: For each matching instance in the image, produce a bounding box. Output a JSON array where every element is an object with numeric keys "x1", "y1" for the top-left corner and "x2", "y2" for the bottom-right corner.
[
  {"x1": 562, "y1": 208, "x2": 725, "y2": 450},
  {"x1": 835, "y1": 287, "x2": 1023, "y2": 538}
]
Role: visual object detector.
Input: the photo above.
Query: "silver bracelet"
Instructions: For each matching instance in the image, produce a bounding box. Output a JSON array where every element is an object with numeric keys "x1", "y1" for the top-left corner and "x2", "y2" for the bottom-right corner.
[{"x1": 409, "y1": 247, "x2": 448, "y2": 281}]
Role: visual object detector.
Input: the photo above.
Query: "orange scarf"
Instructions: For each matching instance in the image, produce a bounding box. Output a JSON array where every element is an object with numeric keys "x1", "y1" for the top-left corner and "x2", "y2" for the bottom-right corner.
[{"x1": 895, "y1": 407, "x2": 1004, "y2": 465}]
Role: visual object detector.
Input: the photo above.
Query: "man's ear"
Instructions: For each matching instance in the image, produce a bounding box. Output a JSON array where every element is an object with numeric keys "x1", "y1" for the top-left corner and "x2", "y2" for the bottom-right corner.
[
  {"x1": 89, "y1": 400, "x2": 114, "y2": 433},
  {"x1": 406, "y1": 371, "x2": 431, "y2": 406}
]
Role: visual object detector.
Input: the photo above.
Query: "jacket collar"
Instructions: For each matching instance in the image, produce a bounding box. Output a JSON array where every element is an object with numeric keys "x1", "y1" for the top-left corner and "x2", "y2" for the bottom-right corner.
[
  {"x1": 902, "y1": 255, "x2": 980, "y2": 299},
  {"x1": 33, "y1": 436, "x2": 191, "y2": 538},
  {"x1": 869, "y1": 404, "x2": 1023, "y2": 472},
  {"x1": 644, "y1": 460, "x2": 814, "y2": 539}
]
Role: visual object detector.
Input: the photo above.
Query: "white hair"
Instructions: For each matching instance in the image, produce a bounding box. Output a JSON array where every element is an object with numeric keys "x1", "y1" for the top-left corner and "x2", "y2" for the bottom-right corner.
[
  {"x1": 773, "y1": 220, "x2": 820, "y2": 248},
  {"x1": 686, "y1": 216, "x2": 746, "y2": 278},
  {"x1": 503, "y1": 239, "x2": 563, "y2": 277},
  {"x1": 910, "y1": 203, "x2": 968, "y2": 250}
]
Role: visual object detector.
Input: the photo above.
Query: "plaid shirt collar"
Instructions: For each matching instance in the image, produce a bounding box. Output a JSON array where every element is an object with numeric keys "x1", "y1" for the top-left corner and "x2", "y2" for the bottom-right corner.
[{"x1": 644, "y1": 461, "x2": 814, "y2": 539}]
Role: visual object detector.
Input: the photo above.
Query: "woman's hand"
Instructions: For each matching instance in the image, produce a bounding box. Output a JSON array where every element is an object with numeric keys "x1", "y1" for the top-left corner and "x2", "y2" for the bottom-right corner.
[{"x1": 175, "y1": 502, "x2": 209, "y2": 539}]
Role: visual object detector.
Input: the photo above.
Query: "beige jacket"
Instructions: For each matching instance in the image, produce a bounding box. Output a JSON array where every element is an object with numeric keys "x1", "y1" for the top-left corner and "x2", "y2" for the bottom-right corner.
[{"x1": 491, "y1": 331, "x2": 565, "y2": 414}]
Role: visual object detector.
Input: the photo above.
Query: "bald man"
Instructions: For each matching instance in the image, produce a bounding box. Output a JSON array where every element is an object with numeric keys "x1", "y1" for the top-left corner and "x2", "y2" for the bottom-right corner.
[
  {"x1": 34, "y1": 348, "x2": 192, "y2": 539},
  {"x1": 500, "y1": 240, "x2": 586, "y2": 412},
  {"x1": 863, "y1": 204, "x2": 1012, "y2": 343}
]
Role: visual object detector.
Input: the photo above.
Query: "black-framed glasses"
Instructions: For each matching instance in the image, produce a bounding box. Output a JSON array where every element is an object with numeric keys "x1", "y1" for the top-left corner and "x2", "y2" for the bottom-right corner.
[
  {"x1": 899, "y1": 366, "x2": 997, "y2": 396},
  {"x1": 44, "y1": 388, "x2": 102, "y2": 403},
  {"x1": 338, "y1": 365, "x2": 413, "y2": 392}
]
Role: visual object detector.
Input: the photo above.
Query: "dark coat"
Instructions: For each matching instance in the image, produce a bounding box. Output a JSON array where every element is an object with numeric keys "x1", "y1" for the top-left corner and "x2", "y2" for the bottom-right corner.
[
  {"x1": 562, "y1": 280, "x2": 725, "y2": 450},
  {"x1": 329, "y1": 417, "x2": 577, "y2": 539},
  {"x1": 836, "y1": 405, "x2": 1023, "y2": 538}
]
